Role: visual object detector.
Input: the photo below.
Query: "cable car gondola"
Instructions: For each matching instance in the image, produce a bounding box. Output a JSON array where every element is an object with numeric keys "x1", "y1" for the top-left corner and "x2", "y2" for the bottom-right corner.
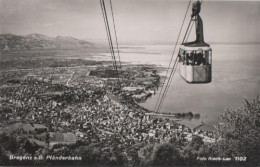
[{"x1": 179, "y1": 1, "x2": 212, "y2": 83}]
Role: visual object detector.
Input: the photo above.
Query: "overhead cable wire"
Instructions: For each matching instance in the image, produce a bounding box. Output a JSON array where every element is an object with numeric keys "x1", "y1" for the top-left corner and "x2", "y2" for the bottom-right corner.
[
  {"x1": 182, "y1": 19, "x2": 192, "y2": 44},
  {"x1": 109, "y1": 0, "x2": 123, "y2": 75},
  {"x1": 156, "y1": 54, "x2": 179, "y2": 112},
  {"x1": 100, "y1": 0, "x2": 121, "y2": 89},
  {"x1": 154, "y1": 0, "x2": 192, "y2": 112},
  {"x1": 185, "y1": 21, "x2": 194, "y2": 43},
  {"x1": 157, "y1": 0, "x2": 204, "y2": 113},
  {"x1": 101, "y1": 0, "x2": 119, "y2": 71},
  {"x1": 100, "y1": 0, "x2": 116, "y2": 69}
]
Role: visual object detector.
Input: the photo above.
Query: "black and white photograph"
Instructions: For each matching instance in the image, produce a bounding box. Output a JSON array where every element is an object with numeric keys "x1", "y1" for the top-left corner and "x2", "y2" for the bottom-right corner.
[{"x1": 0, "y1": 0, "x2": 259, "y2": 166}]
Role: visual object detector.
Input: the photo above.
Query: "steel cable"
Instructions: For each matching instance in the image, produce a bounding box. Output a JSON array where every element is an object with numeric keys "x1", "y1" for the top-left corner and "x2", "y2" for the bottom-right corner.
[{"x1": 154, "y1": 0, "x2": 192, "y2": 112}]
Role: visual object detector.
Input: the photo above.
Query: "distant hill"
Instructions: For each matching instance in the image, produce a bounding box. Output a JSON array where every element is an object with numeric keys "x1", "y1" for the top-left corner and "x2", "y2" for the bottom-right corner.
[{"x1": 0, "y1": 33, "x2": 94, "y2": 51}]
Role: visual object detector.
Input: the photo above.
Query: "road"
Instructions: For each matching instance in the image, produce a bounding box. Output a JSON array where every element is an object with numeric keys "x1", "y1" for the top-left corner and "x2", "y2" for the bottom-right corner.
[{"x1": 66, "y1": 71, "x2": 75, "y2": 86}]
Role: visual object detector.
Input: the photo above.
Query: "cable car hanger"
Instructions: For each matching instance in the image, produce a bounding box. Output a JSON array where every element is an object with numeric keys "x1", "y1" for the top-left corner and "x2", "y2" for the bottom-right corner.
[
  {"x1": 184, "y1": 1, "x2": 209, "y2": 47},
  {"x1": 179, "y1": 0, "x2": 212, "y2": 84}
]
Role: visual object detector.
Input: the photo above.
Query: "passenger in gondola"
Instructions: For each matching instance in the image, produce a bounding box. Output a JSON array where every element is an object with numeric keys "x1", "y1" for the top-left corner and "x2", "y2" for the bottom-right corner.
[
  {"x1": 192, "y1": 52, "x2": 198, "y2": 65},
  {"x1": 178, "y1": 53, "x2": 181, "y2": 62},
  {"x1": 196, "y1": 52, "x2": 202, "y2": 65},
  {"x1": 178, "y1": 52, "x2": 185, "y2": 64},
  {"x1": 186, "y1": 52, "x2": 190, "y2": 65},
  {"x1": 190, "y1": 51, "x2": 195, "y2": 65},
  {"x1": 196, "y1": 52, "x2": 206, "y2": 65},
  {"x1": 201, "y1": 55, "x2": 206, "y2": 65},
  {"x1": 182, "y1": 55, "x2": 185, "y2": 65},
  {"x1": 182, "y1": 51, "x2": 187, "y2": 65},
  {"x1": 181, "y1": 54, "x2": 185, "y2": 65}
]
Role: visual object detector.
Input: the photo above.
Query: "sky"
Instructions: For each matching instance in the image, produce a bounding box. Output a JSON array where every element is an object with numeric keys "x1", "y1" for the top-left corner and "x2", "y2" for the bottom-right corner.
[{"x1": 0, "y1": 0, "x2": 259, "y2": 44}]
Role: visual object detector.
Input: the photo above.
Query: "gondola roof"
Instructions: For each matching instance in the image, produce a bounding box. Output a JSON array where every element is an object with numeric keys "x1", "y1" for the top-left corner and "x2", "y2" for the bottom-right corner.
[
  {"x1": 180, "y1": 44, "x2": 211, "y2": 51},
  {"x1": 183, "y1": 41, "x2": 210, "y2": 47}
]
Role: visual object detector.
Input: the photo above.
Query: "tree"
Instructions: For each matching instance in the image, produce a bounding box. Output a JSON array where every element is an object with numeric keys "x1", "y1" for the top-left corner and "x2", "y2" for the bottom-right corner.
[
  {"x1": 0, "y1": 133, "x2": 9, "y2": 149},
  {"x1": 0, "y1": 146, "x2": 9, "y2": 165},
  {"x1": 150, "y1": 143, "x2": 182, "y2": 166},
  {"x1": 190, "y1": 135, "x2": 204, "y2": 151},
  {"x1": 210, "y1": 96, "x2": 260, "y2": 165},
  {"x1": 7, "y1": 136, "x2": 17, "y2": 154},
  {"x1": 182, "y1": 135, "x2": 204, "y2": 165},
  {"x1": 24, "y1": 140, "x2": 39, "y2": 155}
]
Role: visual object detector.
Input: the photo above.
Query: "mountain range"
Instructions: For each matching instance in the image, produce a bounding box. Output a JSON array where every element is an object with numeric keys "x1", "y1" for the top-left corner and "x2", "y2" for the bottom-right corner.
[{"x1": 0, "y1": 33, "x2": 94, "y2": 51}]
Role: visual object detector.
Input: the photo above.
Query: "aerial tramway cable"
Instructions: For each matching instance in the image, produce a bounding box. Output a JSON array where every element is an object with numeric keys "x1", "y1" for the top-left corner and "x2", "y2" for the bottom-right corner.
[
  {"x1": 157, "y1": 18, "x2": 195, "y2": 112},
  {"x1": 182, "y1": 1, "x2": 203, "y2": 44},
  {"x1": 185, "y1": 21, "x2": 194, "y2": 43},
  {"x1": 109, "y1": 0, "x2": 123, "y2": 74},
  {"x1": 154, "y1": 0, "x2": 192, "y2": 112},
  {"x1": 101, "y1": 0, "x2": 119, "y2": 72},
  {"x1": 100, "y1": 0, "x2": 115, "y2": 69},
  {"x1": 100, "y1": 0, "x2": 122, "y2": 89},
  {"x1": 156, "y1": 0, "x2": 203, "y2": 113}
]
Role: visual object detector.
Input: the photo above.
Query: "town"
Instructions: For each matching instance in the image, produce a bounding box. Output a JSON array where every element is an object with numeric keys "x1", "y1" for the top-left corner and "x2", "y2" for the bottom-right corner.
[{"x1": 0, "y1": 58, "x2": 216, "y2": 165}]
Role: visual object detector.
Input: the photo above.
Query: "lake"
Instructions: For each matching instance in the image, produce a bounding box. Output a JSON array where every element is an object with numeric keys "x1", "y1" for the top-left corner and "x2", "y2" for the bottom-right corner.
[{"x1": 97, "y1": 44, "x2": 260, "y2": 130}]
